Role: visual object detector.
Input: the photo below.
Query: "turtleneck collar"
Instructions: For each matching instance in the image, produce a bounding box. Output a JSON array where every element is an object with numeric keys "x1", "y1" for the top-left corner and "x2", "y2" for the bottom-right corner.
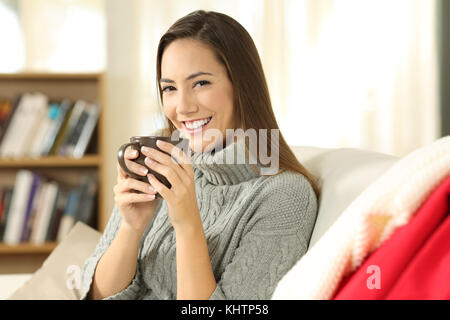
[{"x1": 190, "y1": 136, "x2": 262, "y2": 185}]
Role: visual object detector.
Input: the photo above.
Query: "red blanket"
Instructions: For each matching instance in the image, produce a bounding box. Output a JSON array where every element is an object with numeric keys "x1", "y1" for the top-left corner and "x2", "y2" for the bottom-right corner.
[{"x1": 333, "y1": 175, "x2": 450, "y2": 300}]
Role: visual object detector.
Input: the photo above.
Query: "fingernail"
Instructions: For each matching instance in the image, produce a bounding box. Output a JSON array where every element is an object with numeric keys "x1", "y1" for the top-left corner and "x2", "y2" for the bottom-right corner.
[
  {"x1": 147, "y1": 173, "x2": 154, "y2": 181},
  {"x1": 146, "y1": 194, "x2": 155, "y2": 200},
  {"x1": 141, "y1": 146, "x2": 151, "y2": 153},
  {"x1": 156, "y1": 140, "x2": 165, "y2": 147},
  {"x1": 148, "y1": 185, "x2": 155, "y2": 192},
  {"x1": 131, "y1": 150, "x2": 138, "y2": 156},
  {"x1": 140, "y1": 167, "x2": 148, "y2": 175}
]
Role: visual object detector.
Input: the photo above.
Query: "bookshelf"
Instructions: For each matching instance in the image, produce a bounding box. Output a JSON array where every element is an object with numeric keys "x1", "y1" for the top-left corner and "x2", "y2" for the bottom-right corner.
[{"x1": 0, "y1": 72, "x2": 106, "y2": 273}]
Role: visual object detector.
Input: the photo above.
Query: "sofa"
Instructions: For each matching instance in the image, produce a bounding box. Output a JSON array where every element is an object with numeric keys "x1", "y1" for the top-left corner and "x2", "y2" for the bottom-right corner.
[{"x1": 0, "y1": 145, "x2": 400, "y2": 299}]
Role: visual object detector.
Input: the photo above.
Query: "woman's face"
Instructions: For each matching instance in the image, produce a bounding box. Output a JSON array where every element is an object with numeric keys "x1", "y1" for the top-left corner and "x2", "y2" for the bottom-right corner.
[{"x1": 160, "y1": 38, "x2": 235, "y2": 152}]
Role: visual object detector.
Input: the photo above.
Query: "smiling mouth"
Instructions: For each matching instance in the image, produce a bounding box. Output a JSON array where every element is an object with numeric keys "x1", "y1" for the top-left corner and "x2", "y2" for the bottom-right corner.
[{"x1": 181, "y1": 116, "x2": 213, "y2": 133}]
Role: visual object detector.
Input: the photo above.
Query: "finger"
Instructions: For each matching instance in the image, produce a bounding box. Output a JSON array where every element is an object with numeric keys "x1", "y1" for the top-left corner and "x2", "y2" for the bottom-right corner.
[
  {"x1": 140, "y1": 146, "x2": 186, "y2": 183},
  {"x1": 157, "y1": 139, "x2": 192, "y2": 167},
  {"x1": 117, "y1": 162, "x2": 147, "y2": 180},
  {"x1": 156, "y1": 140, "x2": 194, "y2": 179},
  {"x1": 144, "y1": 157, "x2": 185, "y2": 189},
  {"x1": 117, "y1": 163, "x2": 129, "y2": 179},
  {"x1": 125, "y1": 147, "x2": 139, "y2": 159},
  {"x1": 117, "y1": 192, "x2": 156, "y2": 204},
  {"x1": 147, "y1": 173, "x2": 170, "y2": 200},
  {"x1": 123, "y1": 158, "x2": 149, "y2": 177},
  {"x1": 120, "y1": 146, "x2": 148, "y2": 177},
  {"x1": 115, "y1": 177, "x2": 157, "y2": 195}
]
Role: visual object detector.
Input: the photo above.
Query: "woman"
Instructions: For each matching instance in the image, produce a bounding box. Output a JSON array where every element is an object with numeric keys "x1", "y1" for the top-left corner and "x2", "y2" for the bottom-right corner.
[{"x1": 81, "y1": 10, "x2": 319, "y2": 300}]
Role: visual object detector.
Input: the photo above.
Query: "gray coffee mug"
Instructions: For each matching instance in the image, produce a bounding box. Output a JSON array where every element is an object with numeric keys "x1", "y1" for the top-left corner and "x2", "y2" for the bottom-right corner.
[{"x1": 117, "y1": 136, "x2": 189, "y2": 198}]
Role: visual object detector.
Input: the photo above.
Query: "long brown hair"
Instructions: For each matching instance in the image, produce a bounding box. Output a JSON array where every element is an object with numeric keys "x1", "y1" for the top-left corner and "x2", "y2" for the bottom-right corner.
[{"x1": 156, "y1": 10, "x2": 320, "y2": 198}]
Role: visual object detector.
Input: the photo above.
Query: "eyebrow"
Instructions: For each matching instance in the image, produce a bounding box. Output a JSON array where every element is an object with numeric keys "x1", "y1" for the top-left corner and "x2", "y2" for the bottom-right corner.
[{"x1": 160, "y1": 72, "x2": 213, "y2": 84}]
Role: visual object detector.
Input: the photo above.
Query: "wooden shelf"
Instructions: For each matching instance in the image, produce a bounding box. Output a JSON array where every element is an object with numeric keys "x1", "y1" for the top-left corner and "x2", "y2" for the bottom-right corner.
[
  {"x1": 0, "y1": 72, "x2": 106, "y2": 267},
  {"x1": 0, "y1": 242, "x2": 57, "y2": 254},
  {"x1": 0, "y1": 155, "x2": 100, "y2": 168}
]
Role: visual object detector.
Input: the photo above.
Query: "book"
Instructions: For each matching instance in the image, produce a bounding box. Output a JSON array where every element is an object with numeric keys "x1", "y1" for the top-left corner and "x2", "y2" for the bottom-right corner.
[
  {"x1": 22, "y1": 180, "x2": 45, "y2": 243},
  {"x1": 29, "y1": 182, "x2": 48, "y2": 243},
  {"x1": 29, "y1": 181, "x2": 59, "y2": 245},
  {"x1": 56, "y1": 189, "x2": 81, "y2": 242},
  {"x1": 3, "y1": 170, "x2": 34, "y2": 244},
  {"x1": 21, "y1": 93, "x2": 49, "y2": 157},
  {"x1": 74, "y1": 175, "x2": 98, "y2": 227},
  {"x1": 29, "y1": 102, "x2": 60, "y2": 157},
  {"x1": 0, "y1": 188, "x2": 13, "y2": 241},
  {"x1": 19, "y1": 173, "x2": 42, "y2": 242},
  {"x1": 56, "y1": 100, "x2": 87, "y2": 156},
  {"x1": 0, "y1": 95, "x2": 21, "y2": 147},
  {"x1": 48, "y1": 100, "x2": 74, "y2": 155},
  {"x1": 72, "y1": 103, "x2": 100, "y2": 158},
  {"x1": 40, "y1": 99, "x2": 72, "y2": 156},
  {"x1": 0, "y1": 94, "x2": 30, "y2": 157},
  {"x1": 45, "y1": 187, "x2": 68, "y2": 241},
  {"x1": 0, "y1": 93, "x2": 48, "y2": 158},
  {"x1": 0, "y1": 188, "x2": 3, "y2": 223}
]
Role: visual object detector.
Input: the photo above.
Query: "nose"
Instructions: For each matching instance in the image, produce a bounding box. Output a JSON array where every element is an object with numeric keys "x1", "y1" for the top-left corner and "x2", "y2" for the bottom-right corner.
[{"x1": 176, "y1": 89, "x2": 197, "y2": 115}]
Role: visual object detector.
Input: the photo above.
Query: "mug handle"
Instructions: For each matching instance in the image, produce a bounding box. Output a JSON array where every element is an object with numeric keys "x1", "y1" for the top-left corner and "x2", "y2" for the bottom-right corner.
[{"x1": 117, "y1": 142, "x2": 143, "y2": 180}]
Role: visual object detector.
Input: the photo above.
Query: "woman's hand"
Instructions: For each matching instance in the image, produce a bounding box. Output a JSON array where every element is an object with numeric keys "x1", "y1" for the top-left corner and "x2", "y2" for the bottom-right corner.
[
  {"x1": 140, "y1": 140, "x2": 199, "y2": 231},
  {"x1": 113, "y1": 147, "x2": 160, "y2": 234}
]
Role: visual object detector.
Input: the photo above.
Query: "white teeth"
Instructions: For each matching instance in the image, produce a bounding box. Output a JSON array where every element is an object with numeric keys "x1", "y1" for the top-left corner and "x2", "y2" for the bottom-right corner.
[{"x1": 185, "y1": 117, "x2": 211, "y2": 129}]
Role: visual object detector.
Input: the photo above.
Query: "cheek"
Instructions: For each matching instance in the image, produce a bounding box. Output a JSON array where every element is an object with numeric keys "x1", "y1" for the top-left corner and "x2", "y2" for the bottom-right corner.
[
  {"x1": 203, "y1": 90, "x2": 234, "y2": 121},
  {"x1": 163, "y1": 100, "x2": 177, "y2": 120}
]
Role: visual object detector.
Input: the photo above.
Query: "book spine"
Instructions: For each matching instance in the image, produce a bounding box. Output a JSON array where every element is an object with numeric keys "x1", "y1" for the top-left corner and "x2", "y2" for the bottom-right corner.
[
  {"x1": 0, "y1": 188, "x2": 3, "y2": 224},
  {"x1": 3, "y1": 170, "x2": 34, "y2": 244},
  {"x1": 74, "y1": 176, "x2": 98, "y2": 227},
  {"x1": 20, "y1": 93, "x2": 49, "y2": 157},
  {"x1": 0, "y1": 188, "x2": 13, "y2": 241},
  {"x1": 45, "y1": 188, "x2": 68, "y2": 241},
  {"x1": 0, "y1": 94, "x2": 29, "y2": 157},
  {"x1": 24, "y1": 181, "x2": 43, "y2": 243},
  {"x1": 56, "y1": 189, "x2": 81, "y2": 242},
  {"x1": 48, "y1": 101, "x2": 74, "y2": 155},
  {"x1": 29, "y1": 183, "x2": 48, "y2": 244},
  {"x1": 0, "y1": 95, "x2": 21, "y2": 148},
  {"x1": 57, "y1": 100, "x2": 86, "y2": 156},
  {"x1": 73, "y1": 103, "x2": 100, "y2": 158},
  {"x1": 29, "y1": 102, "x2": 57, "y2": 157},
  {"x1": 31, "y1": 181, "x2": 59, "y2": 244},
  {"x1": 19, "y1": 173, "x2": 42, "y2": 242},
  {"x1": 41, "y1": 99, "x2": 72, "y2": 156}
]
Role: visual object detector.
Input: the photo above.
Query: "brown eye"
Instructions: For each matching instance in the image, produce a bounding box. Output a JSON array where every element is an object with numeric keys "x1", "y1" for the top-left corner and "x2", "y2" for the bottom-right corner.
[
  {"x1": 193, "y1": 80, "x2": 211, "y2": 88},
  {"x1": 162, "y1": 86, "x2": 176, "y2": 92}
]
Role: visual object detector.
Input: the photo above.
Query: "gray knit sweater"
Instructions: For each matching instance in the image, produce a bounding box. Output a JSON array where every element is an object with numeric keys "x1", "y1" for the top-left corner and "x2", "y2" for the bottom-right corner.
[{"x1": 80, "y1": 138, "x2": 318, "y2": 300}]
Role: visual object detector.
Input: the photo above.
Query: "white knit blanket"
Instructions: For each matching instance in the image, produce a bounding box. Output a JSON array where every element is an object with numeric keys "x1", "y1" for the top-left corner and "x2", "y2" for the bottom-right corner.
[{"x1": 272, "y1": 136, "x2": 450, "y2": 300}]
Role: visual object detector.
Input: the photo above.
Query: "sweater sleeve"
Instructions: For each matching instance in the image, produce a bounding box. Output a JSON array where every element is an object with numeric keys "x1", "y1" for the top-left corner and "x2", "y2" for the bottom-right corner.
[
  {"x1": 209, "y1": 173, "x2": 318, "y2": 300},
  {"x1": 79, "y1": 205, "x2": 146, "y2": 300}
]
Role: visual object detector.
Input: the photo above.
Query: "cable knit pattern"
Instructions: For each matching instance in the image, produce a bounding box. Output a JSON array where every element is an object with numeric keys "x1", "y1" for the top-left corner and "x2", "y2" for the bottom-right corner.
[
  {"x1": 272, "y1": 135, "x2": 450, "y2": 300},
  {"x1": 79, "y1": 137, "x2": 318, "y2": 300}
]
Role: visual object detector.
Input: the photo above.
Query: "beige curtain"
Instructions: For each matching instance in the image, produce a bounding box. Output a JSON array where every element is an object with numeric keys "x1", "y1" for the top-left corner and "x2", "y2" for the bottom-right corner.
[
  {"x1": 15, "y1": 0, "x2": 105, "y2": 72},
  {"x1": 279, "y1": 0, "x2": 440, "y2": 157}
]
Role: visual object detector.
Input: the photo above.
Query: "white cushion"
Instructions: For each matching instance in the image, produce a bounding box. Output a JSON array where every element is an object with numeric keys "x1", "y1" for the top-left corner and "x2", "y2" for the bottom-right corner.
[
  {"x1": 291, "y1": 146, "x2": 399, "y2": 248},
  {"x1": 7, "y1": 222, "x2": 101, "y2": 300}
]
